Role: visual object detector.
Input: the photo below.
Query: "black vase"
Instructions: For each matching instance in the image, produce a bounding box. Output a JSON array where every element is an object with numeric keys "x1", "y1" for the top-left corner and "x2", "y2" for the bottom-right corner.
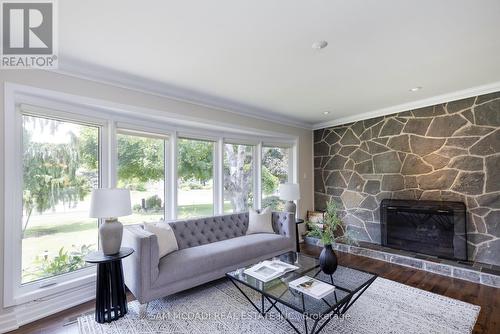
[{"x1": 319, "y1": 244, "x2": 338, "y2": 275}]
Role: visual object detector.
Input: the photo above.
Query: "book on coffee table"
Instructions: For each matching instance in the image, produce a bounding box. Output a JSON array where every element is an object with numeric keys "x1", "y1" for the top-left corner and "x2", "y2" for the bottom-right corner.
[
  {"x1": 244, "y1": 260, "x2": 299, "y2": 282},
  {"x1": 289, "y1": 276, "x2": 335, "y2": 299}
]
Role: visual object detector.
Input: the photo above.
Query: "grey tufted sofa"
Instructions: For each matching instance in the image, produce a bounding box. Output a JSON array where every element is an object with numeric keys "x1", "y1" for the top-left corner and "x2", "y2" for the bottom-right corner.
[{"x1": 122, "y1": 211, "x2": 295, "y2": 304}]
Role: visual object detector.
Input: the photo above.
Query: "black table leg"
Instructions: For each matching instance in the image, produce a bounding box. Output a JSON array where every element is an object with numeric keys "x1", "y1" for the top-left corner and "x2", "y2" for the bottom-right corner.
[
  {"x1": 295, "y1": 224, "x2": 300, "y2": 252},
  {"x1": 95, "y1": 260, "x2": 128, "y2": 323}
]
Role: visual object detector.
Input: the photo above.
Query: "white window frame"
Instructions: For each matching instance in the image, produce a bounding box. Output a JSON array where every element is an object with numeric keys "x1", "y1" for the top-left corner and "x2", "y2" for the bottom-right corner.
[
  {"x1": 4, "y1": 102, "x2": 110, "y2": 306},
  {"x1": 3, "y1": 82, "x2": 298, "y2": 307}
]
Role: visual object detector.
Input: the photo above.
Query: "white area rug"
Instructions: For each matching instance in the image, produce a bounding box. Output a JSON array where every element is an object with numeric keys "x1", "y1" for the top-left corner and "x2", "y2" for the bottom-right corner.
[{"x1": 78, "y1": 277, "x2": 480, "y2": 334}]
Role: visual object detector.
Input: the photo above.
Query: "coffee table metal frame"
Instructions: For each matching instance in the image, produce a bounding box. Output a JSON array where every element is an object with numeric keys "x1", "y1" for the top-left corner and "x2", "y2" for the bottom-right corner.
[{"x1": 226, "y1": 253, "x2": 377, "y2": 334}]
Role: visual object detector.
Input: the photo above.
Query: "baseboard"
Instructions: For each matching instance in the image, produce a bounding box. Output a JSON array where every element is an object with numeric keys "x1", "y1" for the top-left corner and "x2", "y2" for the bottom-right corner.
[{"x1": 0, "y1": 282, "x2": 96, "y2": 333}]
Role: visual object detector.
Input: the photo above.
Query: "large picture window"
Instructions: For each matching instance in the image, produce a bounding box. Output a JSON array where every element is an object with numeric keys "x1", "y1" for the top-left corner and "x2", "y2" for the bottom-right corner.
[
  {"x1": 261, "y1": 146, "x2": 290, "y2": 211},
  {"x1": 21, "y1": 115, "x2": 100, "y2": 284},
  {"x1": 177, "y1": 138, "x2": 214, "y2": 218},
  {"x1": 117, "y1": 131, "x2": 167, "y2": 224},
  {"x1": 223, "y1": 143, "x2": 254, "y2": 213}
]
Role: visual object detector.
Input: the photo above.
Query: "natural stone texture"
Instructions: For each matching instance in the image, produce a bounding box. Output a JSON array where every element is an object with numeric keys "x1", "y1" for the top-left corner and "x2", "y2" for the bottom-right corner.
[
  {"x1": 360, "y1": 196, "x2": 378, "y2": 211},
  {"x1": 485, "y1": 211, "x2": 500, "y2": 235},
  {"x1": 475, "y1": 100, "x2": 500, "y2": 126},
  {"x1": 420, "y1": 190, "x2": 442, "y2": 201},
  {"x1": 475, "y1": 91, "x2": 500, "y2": 104},
  {"x1": 350, "y1": 149, "x2": 372, "y2": 163},
  {"x1": 339, "y1": 145, "x2": 357, "y2": 156},
  {"x1": 325, "y1": 171, "x2": 347, "y2": 188},
  {"x1": 344, "y1": 159, "x2": 354, "y2": 170},
  {"x1": 481, "y1": 273, "x2": 500, "y2": 288},
  {"x1": 326, "y1": 187, "x2": 344, "y2": 196},
  {"x1": 351, "y1": 121, "x2": 365, "y2": 137},
  {"x1": 453, "y1": 268, "x2": 480, "y2": 283},
  {"x1": 412, "y1": 104, "x2": 446, "y2": 118},
  {"x1": 404, "y1": 176, "x2": 418, "y2": 188},
  {"x1": 390, "y1": 256, "x2": 424, "y2": 269},
  {"x1": 354, "y1": 160, "x2": 374, "y2": 174},
  {"x1": 329, "y1": 143, "x2": 341, "y2": 155},
  {"x1": 347, "y1": 172, "x2": 365, "y2": 192},
  {"x1": 314, "y1": 91, "x2": 500, "y2": 266},
  {"x1": 359, "y1": 129, "x2": 372, "y2": 141},
  {"x1": 436, "y1": 147, "x2": 468, "y2": 158},
  {"x1": 340, "y1": 129, "x2": 360, "y2": 145},
  {"x1": 425, "y1": 262, "x2": 452, "y2": 276},
  {"x1": 445, "y1": 137, "x2": 480, "y2": 148},
  {"x1": 417, "y1": 170, "x2": 458, "y2": 190},
  {"x1": 446, "y1": 97, "x2": 476, "y2": 113},
  {"x1": 477, "y1": 193, "x2": 500, "y2": 209},
  {"x1": 422, "y1": 153, "x2": 450, "y2": 169},
  {"x1": 379, "y1": 119, "x2": 404, "y2": 136},
  {"x1": 381, "y1": 174, "x2": 405, "y2": 191},
  {"x1": 426, "y1": 114, "x2": 468, "y2": 137},
  {"x1": 373, "y1": 151, "x2": 401, "y2": 173},
  {"x1": 314, "y1": 170, "x2": 325, "y2": 193},
  {"x1": 454, "y1": 125, "x2": 494, "y2": 137},
  {"x1": 485, "y1": 155, "x2": 500, "y2": 192},
  {"x1": 363, "y1": 117, "x2": 384, "y2": 129},
  {"x1": 467, "y1": 233, "x2": 494, "y2": 244},
  {"x1": 341, "y1": 191, "x2": 365, "y2": 209},
  {"x1": 475, "y1": 240, "x2": 500, "y2": 268},
  {"x1": 462, "y1": 109, "x2": 474, "y2": 123},
  {"x1": 403, "y1": 118, "x2": 432, "y2": 135},
  {"x1": 470, "y1": 207, "x2": 490, "y2": 216},
  {"x1": 324, "y1": 155, "x2": 348, "y2": 170},
  {"x1": 314, "y1": 129, "x2": 325, "y2": 142},
  {"x1": 353, "y1": 209, "x2": 373, "y2": 222},
  {"x1": 451, "y1": 172, "x2": 485, "y2": 195},
  {"x1": 367, "y1": 141, "x2": 389, "y2": 154},
  {"x1": 387, "y1": 135, "x2": 411, "y2": 152},
  {"x1": 324, "y1": 131, "x2": 341, "y2": 145},
  {"x1": 470, "y1": 129, "x2": 500, "y2": 155},
  {"x1": 401, "y1": 154, "x2": 433, "y2": 175},
  {"x1": 364, "y1": 180, "x2": 380, "y2": 195},
  {"x1": 315, "y1": 141, "x2": 330, "y2": 156},
  {"x1": 450, "y1": 156, "x2": 483, "y2": 171},
  {"x1": 409, "y1": 135, "x2": 445, "y2": 156}
]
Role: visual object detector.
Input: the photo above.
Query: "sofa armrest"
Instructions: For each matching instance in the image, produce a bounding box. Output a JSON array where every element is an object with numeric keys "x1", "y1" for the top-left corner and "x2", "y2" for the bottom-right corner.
[
  {"x1": 121, "y1": 225, "x2": 160, "y2": 303},
  {"x1": 272, "y1": 212, "x2": 296, "y2": 248}
]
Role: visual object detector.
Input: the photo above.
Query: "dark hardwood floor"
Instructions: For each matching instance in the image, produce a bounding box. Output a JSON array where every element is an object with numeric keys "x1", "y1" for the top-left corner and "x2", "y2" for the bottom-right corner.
[{"x1": 8, "y1": 244, "x2": 500, "y2": 333}]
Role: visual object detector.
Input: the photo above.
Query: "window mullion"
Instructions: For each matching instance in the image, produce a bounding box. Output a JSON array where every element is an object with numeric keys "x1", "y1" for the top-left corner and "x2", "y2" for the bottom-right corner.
[
  {"x1": 169, "y1": 133, "x2": 178, "y2": 220},
  {"x1": 255, "y1": 142, "x2": 263, "y2": 210}
]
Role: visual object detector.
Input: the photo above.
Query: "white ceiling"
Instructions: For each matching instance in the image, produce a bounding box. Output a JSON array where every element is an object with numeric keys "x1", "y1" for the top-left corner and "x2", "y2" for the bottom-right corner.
[{"x1": 58, "y1": 0, "x2": 500, "y2": 128}]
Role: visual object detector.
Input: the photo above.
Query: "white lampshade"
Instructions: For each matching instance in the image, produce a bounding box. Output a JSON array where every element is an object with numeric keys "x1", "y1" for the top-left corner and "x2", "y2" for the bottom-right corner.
[
  {"x1": 279, "y1": 183, "x2": 300, "y2": 201},
  {"x1": 89, "y1": 188, "x2": 132, "y2": 218}
]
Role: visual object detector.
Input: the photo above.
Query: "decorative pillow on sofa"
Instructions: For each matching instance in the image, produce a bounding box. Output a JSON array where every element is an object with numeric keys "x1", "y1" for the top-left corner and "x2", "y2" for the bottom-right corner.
[
  {"x1": 247, "y1": 207, "x2": 274, "y2": 234},
  {"x1": 143, "y1": 222, "x2": 179, "y2": 258}
]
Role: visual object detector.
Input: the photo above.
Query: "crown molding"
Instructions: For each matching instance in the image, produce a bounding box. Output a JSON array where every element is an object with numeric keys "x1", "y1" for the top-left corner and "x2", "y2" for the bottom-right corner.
[
  {"x1": 51, "y1": 57, "x2": 313, "y2": 130},
  {"x1": 312, "y1": 81, "x2": 500, "y2": 130}
]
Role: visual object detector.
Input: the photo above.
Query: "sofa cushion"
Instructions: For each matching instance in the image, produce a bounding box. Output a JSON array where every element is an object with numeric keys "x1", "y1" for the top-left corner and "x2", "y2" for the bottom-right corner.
[
  {"x1": 154, "y1": 233, "x2": 290, "y2": 286},
  {"x1": 143, "y1": 222, "x2": 178, "y2": 258},
  {"x1": 247, "y1": 207, "x2": 274, "y2": 234},
  {"x1": 169, "y1": 213, "x2": 249, "y2": 250}
]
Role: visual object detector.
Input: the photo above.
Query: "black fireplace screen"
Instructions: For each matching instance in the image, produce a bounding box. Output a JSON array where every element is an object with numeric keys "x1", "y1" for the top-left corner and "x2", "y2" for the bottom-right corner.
[{"x1": 380, "y1": 199, "x2": 467, "y2": 261}]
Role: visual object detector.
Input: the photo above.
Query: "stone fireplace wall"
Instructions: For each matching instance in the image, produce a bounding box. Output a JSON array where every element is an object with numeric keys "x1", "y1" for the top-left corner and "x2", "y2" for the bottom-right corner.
[{"x1": 313, "y1": 92, "x2": 500, "y2": 266}]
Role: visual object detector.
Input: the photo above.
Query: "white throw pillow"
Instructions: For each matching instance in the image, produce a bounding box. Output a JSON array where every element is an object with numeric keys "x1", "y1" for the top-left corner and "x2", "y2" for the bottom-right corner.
[
  {"x1": 143, "y1": 222, "x2": 179, "y2": 258},
  {"x1": 247, "y1": 207, "x2": 274, "y2": 235}
]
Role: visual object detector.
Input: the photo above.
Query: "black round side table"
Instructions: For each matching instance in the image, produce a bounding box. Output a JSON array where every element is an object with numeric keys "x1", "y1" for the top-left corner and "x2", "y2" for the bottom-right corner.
[
  {"x1": 85, "y1": 247, "x2": 134, "y2": 323},
  {"x1": 295, "y1": 219, "x2": 305, "y2": 252}
]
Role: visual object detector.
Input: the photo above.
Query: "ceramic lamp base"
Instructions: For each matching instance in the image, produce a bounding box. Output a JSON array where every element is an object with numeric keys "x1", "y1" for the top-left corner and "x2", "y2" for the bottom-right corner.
[
  {"x1": 284, "y1": 201, "x2": 296, "y2": 216},
  {"x1": 99, "y1": 218, "x2": 123, "y2": 255}
]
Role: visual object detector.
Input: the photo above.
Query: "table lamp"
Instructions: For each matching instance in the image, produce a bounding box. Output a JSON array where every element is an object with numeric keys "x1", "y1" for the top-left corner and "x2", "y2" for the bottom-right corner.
[
  {"x1": 89, "y1": 188, "x2": 132, "y2": 255},
  {"x1": 279, "y1": 183, "x2": 300, "y2": 217}
]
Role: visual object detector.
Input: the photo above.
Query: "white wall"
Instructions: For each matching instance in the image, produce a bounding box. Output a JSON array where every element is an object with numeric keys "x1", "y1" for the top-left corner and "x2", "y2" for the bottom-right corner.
[{"x1": 0, "y1": 70, "x2": 313, "y2": 330}]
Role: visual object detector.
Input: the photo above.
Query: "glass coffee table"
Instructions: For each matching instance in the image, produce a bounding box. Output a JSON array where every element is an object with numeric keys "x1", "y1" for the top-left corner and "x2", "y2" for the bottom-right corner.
[{"x1": 226, "y1": 252, "x2": 377, "y2": 334}]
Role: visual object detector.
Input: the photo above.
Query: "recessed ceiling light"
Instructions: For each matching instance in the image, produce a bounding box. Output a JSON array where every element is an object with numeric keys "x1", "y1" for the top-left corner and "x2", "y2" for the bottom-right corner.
[
  {"x1": 312, "y1": 40, "x2": 328, "y2": 50},
  {"x1": 323, "y1": 111, "x2": 330, "y2": 115},
  {"x1": 409, "y1": 86, "x2": 423, "y2": 92}
]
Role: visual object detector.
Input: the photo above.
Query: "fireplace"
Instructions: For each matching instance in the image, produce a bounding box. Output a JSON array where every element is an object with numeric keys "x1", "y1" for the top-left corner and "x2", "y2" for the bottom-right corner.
[{"x1": 380, "y1": 199, "x2": 467, "y2": 261}]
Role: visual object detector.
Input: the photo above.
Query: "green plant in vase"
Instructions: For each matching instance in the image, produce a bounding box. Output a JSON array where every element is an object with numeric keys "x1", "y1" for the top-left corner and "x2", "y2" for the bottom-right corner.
[{"x1": 306, "y1": 199, "x2": 356, "y2": 276}]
